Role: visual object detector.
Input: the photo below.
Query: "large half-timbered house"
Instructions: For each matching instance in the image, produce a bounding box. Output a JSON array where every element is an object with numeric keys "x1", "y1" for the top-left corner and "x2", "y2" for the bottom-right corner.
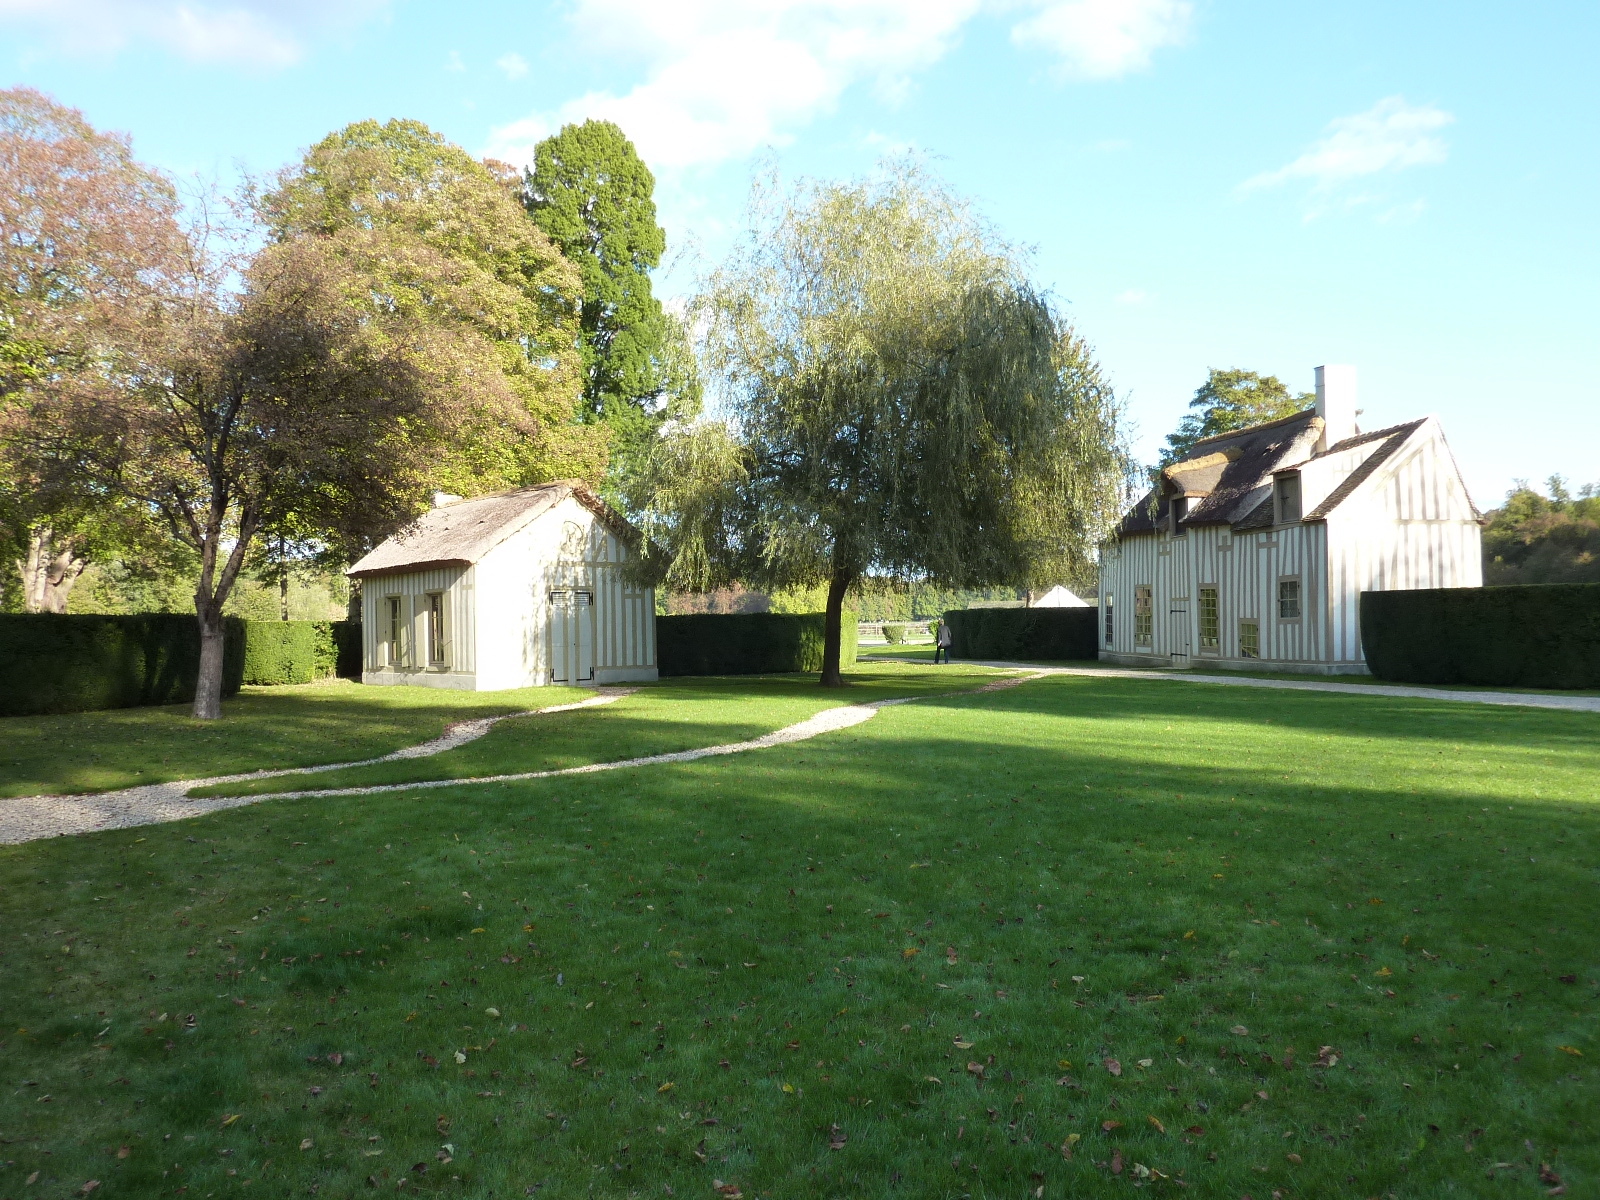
[{"x1": 1098, "y1": 366, "x2": 1482, "y2": 674}]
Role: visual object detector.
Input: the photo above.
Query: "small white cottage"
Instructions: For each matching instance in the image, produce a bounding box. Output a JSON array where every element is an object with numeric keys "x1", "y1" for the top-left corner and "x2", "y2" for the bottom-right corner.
[
  {"x1": 346, "y1": 481, "x2": 658, "y2": 690},
  {"x1": 1098, "y1": 366, "x2": 1482, "y2": 674}
]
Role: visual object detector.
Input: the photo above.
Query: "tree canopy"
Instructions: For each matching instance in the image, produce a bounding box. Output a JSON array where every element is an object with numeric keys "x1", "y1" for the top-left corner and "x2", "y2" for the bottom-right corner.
[
  {"x1": 1160, "y1": 367, "x2": 1311, "y2": 465},
  {"x1": 263, "y1": 118, "x2": 607, "y2": 493},
  {"x1": 1483, "y1": 476, "x2": 1600, "y2": 585},
  {"x1": 630, "y1": 166, "x2": 1127, "y2": 684},
  {"x1": 0, "y1": 87, "x2": 183, "y2": 611}
]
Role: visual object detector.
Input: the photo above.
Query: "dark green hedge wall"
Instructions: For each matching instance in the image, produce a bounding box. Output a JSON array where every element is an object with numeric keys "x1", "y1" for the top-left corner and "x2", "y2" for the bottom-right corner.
[
  {"x1": 1361, "y1": 584, "x2": 1600, "y2": 688},
  {"x1": 943, "y1": 606, "x2": 1099, "y2": 662},
  {"x1": 656, "y1": 611, "x2": 858, "y2": 676},
  {"x1": 0, "y1": 613, "x2": 244, "y2": 717},
  {"x1": 239, "y1": 621, "x2": 363, "y2": 685}
]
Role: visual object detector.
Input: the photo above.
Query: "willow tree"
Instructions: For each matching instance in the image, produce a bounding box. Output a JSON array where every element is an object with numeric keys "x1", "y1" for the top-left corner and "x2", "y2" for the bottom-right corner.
[{"x1": 634, "y1": 167, "x2": 1127, "y2": 686}]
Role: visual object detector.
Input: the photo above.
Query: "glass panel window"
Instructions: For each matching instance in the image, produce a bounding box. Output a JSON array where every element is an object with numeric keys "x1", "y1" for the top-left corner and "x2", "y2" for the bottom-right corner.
[
  {"x1": 1239, "y1": 620, "x2": 1260, "y2": 659},
  {"x1": 1198, "y1": 586, "x2": 1219, "y2": 650},
  {"x1": 427, "y1": 592, "x2": 446, "y2": 665},
  {"x1": 1275, "y1": 475, "x2": 1302, "y2": 524},
  {"x1": 1103, "y1": 594, "x2": 1114, "y2": 646},
  {"x1": 386, "y1": 596, "x2": 405, "y2": 667},
  {"x1": 1134, "y1": 585, "x2": 1153, "y2": 645},
  {"x1": 1278, "y1": 578, "x2": 1302, "y2": 620}
]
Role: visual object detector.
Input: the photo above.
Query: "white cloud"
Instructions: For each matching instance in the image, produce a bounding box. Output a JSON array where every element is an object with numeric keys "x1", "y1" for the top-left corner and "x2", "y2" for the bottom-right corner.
[
  {"x1": 1114, "y1": 287, "x2": 1148, "y2": 305},
  {"x1": 0, "y1": 0, "x2": 387, "y2": 66},
  {"x1": 487, "y1": 0, "x2": 984, "y2": 171},
  {"x1": 1010, "y1": 0, "x2": 1192, "y2": 80},
  {"x1": 496, "y1": 51, "x2": 529, "y2": 80},
  {"x1": 444, "y1": 49, "x2": 465, "y2": 72},
  {"x1": 1242, "y1": 96, "x2": 1454, "y2": 193}
]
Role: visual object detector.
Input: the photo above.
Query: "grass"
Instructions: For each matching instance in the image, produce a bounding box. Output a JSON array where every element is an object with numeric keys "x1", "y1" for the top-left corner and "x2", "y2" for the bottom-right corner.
[
  {"x1": 0, "y1": 681, "x2": 596, "y2": 799},
  {"x1": 189, "y1": 665, "x2": 1003, "y2": 800},
  {"x1": 1, "y1": 665, "x2": 1597, "y2": 1198}
]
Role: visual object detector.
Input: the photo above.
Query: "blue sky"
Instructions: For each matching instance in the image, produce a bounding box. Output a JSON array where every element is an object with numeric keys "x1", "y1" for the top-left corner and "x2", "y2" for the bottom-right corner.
[{"x1": 3, "y1": 0, "x2": 1595, "y2": 505}]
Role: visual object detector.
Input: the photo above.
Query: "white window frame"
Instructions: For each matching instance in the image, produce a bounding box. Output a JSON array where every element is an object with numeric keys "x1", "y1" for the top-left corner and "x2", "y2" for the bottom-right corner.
[
  {"x1": 1103, "y1": 593, "x2": 1114, "y2": 647},
  {"x1": 426, "y1": 591, "x2": 447, "y2": 667},
  {"x1": 1274, "y1": 473, "x2": 1302, "y2": 525},
  {"x1": 385, "y1": 595, "x2": 406, "y2": 668},
  {"x1": 1134, "y1": 585, "x2": 1153, "y2": 646},
  {"x1": 1239, "y1": 619, "x2": 1260, "y2": 659},
  {"x1": 1277, "y1": 576, "x2": 1302, "y2": 622},
  {"x1": 1197, "y1": 585, "x2": 1220, "y2": 652}
]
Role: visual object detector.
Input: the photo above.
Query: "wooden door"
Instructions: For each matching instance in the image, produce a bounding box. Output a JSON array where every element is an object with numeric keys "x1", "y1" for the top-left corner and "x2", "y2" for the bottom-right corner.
[{"x1": 547, "y1": 589, "x2": 596, "y2": 684}]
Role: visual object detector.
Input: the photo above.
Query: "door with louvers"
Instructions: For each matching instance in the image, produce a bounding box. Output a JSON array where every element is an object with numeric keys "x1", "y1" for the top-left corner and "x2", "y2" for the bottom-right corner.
[{"x1": 547, "y1": 588, "x2": 595, "y2": 684}]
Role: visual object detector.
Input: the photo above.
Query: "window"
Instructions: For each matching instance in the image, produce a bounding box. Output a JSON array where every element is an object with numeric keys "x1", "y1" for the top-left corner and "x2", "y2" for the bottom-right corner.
[
  {"x1": 1198, "y1": 586, "x2": 1219, "y2": 651},
  {"x1": 1274, "y1": 473, "x2": 1302, "y2": 524},
  {"x1": 1103, "y1": 593, "x2": 1114, "y2": 646},
  {"x1": 1134, "y1": 585, "x2": 1153, "y2": 645},
  {"x1": 1278, "y1": 578, "x2": 1302, "y2": 620},
  {"x1": 1170, "y1": 496, "x2": 1188, "y2": 537},
  {"x1": 1239, "y1": 620, "x2": 1260, "y2": 659},
  {"x1": 426, "y1": 592, "x2": 446, "y2": 666},
  {"x1": 386, "y1": 595, "x2": 405, "y2": 667}
]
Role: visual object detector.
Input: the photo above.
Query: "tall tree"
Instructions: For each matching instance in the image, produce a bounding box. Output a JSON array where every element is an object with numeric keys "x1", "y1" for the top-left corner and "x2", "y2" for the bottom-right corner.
[
  {"x1": 263, "y1": 118, "x2": 606, "y2": 492},
  {"x1": 1160, "y1": 367, "x2": 1311, "y2": 465},
  {"x1": 522, "y1": 121, "x2": 672, "y2": 449},
  {"x1": 1482, "y1": 476, "x2": 1600, "y2": 585},
  {"x1": 629, "y1": 166, "x2": 1127, "y2": 686},
  {"x1": 0, "y1": 88, "x2": 182, "y2": 611}
]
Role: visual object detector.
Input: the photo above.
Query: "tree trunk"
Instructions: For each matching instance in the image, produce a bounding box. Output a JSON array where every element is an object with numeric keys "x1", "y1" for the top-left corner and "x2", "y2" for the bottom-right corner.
[
  {"x1": 193, "y1": 601, "x2": 227, "y2": 720},
  {"x1": 15, "y1": 527, "x2": 86, "y2": 613},
  {"x1": 820, "y1": 566, "x2": 855, "y2": 688},
  {"x1": 279, "y1": 572, "x2": 289, "y2": 620}
]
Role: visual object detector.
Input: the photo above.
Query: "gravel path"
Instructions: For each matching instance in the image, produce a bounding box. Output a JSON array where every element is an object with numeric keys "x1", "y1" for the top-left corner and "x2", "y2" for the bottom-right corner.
[
  {"x1": 0, "y1": 688, "x2": 634, "y2": 846},
  {"x1": 862, "y1": 657, "x2": 1600, "y2": 714},
  {"x1": 0, "y1": 675, "x2": 1043, "y2": 847}
]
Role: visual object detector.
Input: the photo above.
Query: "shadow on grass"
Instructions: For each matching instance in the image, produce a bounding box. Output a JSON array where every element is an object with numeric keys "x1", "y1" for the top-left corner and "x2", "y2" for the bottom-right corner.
[{"x1": 1, "y1": 670, "x2": 1595, "y2": 1197}]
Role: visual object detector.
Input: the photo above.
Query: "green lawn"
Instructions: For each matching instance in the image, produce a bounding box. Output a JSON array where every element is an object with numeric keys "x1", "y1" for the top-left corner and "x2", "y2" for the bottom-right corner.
[
  {"x1": 189, "y1": 664, "x2": 1001, "y2": 799},
  {"x1": 0, "y1": 681, "x2": 596, "y2": 799},
  {"x1": 1, "y1": 667, "x2": 1596, "y2": 1198}
]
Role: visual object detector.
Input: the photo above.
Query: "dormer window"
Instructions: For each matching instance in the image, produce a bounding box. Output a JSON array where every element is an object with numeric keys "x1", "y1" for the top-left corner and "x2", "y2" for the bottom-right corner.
[
  {"x1": 1274, "y1": 473, "x2": 1302, "y2": 525},
  {"x1": 1170, "y1": 496, "x2": 1189, "y2": 537}
]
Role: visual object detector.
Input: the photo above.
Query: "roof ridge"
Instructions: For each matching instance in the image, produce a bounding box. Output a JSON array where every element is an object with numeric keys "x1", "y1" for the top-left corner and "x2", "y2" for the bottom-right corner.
[{"x1": 1184, "y1": 407, "x2": 1317, "y2": 455}]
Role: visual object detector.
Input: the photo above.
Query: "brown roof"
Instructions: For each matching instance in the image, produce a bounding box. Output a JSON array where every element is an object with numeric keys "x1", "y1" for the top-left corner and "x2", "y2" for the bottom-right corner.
[
  {"x1": 1117, "y1": 413, "x2": 1435, "y2": 539},
  {"x1": 346, "y1": 481, "x2": 636, "y2": 578},
  {"x1": 1118, "y1": 410, "x2": 1320, "y2": 536}
]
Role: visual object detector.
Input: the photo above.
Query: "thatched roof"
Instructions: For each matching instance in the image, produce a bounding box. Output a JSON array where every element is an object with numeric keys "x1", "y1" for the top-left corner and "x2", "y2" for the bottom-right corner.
[{"x1": 346, "y1": 481, "x2": 636, "y2": 578}]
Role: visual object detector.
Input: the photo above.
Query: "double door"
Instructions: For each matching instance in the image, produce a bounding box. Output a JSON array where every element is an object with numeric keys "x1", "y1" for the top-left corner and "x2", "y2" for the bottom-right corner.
[
  {"x1": 1168, "y1": 599, "x2": 1190, "y2": 667},
  {"x1": 548, "y1": 588, "x2": 595, "y2": 684}
]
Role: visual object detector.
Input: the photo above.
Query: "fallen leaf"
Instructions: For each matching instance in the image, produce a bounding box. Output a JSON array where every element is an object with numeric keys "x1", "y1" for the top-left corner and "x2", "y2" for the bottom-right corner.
[
  {"x1": 1102, "y1": 1120, "x2": 1123, "y2": 1132},
  {"x1": 953, "y1": 1039, "x2": 974, "y2": 1050},
  {"x1": 828, "y1": 1124, "x2": 847, "y2": 1151},
  {"x1": 1230, "y1": 1025, "x2": 1249, "y2": 1036},
  {"x1": 1137, "y1": 1058, "x2": 1153, "y2": 1069},
  {"x1": 1375, "y1": 967, "x2": 1393, "y2": 978},
  {"x1": 485, "y1": 1007, "x2": 500, "y2": 1017},
  {"x1": 116, "y1": 1147, "x2": 130, "y2": 1159},
  {"x1": 1111, "y1": 1148, "x2": 1123, "y2": 1175},
  {"x1": 1557, "y1": 1046, "x2": 1582, "y2": 1057},
  {"x1": 1287, "y1": 1152, "x2": 1302, "y2": 1164},
  {"x1": 299, "y1": 1139, "x2": 314, "y2": 1151},
  {"x1": 1103, "y1": 1057, "x2": 1122, "y2": 1076},
  {"x1": 79, "y1": 1183, "x2": 100, "y2": 1196},
  {"x1": 658, "y1": 1081, "x2": 674, "y2": 1093},
  {"x1": 903, "y1": 948, "x2": 920, "y2": 959},
  {"x1": 1313, "y1": 1046, "x2": 1340, "y2": 1068},
  {"x1": 1071, "y1": 975, "x2": 1085, "y2": 983},
  {"x1": 453, "y1": 1051, "x2": 467, "y2": 1065},
  {"x1": 1147, "y1": 1115, "x2": 1166, "y2": 1134},
  {"x1": 781, "y1": 1083, "x2": 794, "y2": 1094},
  {"x1": 966, "y1": 1062, "x2": 985, "y2": 1078},
  {"x1": 712, "y1": 1180, "x2": 743, "y2": 1198},
  {"x1": 1184, "y1": 1125, "x2": 1205, "y2": 1136},
  {"x1": 220, "y1": 1114, "x2": 240, "y2": 1127}
]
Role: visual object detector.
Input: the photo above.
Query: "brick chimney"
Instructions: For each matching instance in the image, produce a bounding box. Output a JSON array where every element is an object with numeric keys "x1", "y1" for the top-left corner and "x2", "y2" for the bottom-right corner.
[{"x1": 1315, "y1": 364, "x2": 1358, "y2": 451}]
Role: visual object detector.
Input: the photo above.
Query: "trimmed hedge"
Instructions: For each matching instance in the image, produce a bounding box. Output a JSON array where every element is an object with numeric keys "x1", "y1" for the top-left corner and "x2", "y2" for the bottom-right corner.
[
  {"x1": 240, "y1": 621, "x2": 363, "y2": 685},
  {"x1": 943, "y1": 606, "x2": 1099, "y2": 662},
  {"x1": 1361, "y1": 584, "x2": 1600, "y2": 689},
  {"x1": 657, "y1": 611, "x2": 858, "y2": 676},
  {"x1": 0, "y1": 613, "x2": 244, "y2": 717}
]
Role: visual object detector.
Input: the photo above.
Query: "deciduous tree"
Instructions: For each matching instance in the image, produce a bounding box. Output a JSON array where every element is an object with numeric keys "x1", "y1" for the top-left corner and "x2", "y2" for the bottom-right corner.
[
  {"x1": 631, "y1": 166, "x2": 1127, "y2": 686},
  {"x1": 0, "y1": 87, "x2": 182, "y2": 610},
  {"x1": 1160, "y1": 367, "x2": 1310, "y2": 466}
]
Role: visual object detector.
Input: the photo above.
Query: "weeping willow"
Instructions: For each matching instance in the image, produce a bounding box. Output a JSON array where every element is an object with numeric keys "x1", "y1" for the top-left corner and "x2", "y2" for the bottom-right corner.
[{"x1": 633, "y1": 163, "x2": 1130, "y2": 685}]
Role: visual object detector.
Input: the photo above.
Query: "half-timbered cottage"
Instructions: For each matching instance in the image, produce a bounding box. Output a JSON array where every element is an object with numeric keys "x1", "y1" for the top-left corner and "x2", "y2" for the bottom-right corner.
[
  {"x1": 346, "y1": 481, "x2": 658, "y2": 690},
  {"x1": 1098, "y1": 365, "x2": 1482, "y2": 674}
]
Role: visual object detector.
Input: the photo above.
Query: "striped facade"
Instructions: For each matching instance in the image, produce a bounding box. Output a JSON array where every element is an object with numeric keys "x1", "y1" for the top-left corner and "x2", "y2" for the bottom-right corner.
[
  {"x1": 356, "y1": 492, "x2": 657, "y2": 691},
  {"x1": 1100, "y1": 415, "x2": 1481, "y2": 674}
]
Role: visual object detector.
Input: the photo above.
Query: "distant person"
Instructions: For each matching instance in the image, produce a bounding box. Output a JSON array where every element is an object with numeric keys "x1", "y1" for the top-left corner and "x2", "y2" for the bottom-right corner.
[{"x1": 933, "y1": 620, "x2": 952, "y2": 664}]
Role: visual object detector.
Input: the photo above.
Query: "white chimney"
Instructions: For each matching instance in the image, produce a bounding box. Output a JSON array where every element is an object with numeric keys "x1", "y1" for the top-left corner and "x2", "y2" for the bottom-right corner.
[{"x1": 1314, "y1": 364, "x2": 1358, "y2": 450}]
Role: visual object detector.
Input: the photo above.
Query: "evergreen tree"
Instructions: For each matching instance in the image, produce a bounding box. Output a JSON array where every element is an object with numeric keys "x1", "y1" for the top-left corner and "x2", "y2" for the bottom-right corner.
[{"x1": 523, "y1": 121, "x2": 671, "y2": 446}]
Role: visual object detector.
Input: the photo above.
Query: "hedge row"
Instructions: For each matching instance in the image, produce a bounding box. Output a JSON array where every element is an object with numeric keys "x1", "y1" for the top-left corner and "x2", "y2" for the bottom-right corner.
[
  {"x1": 943, "y1": 606, "x2": 1099, "y2": 662},
  {"x1": 0, "y1": 615, "x2": 363, "y2": 717},
  {"x1": 657, "y1": 611, "x2": 858, "y2": 677},
  {"x1": 240, "y1": 620, "x2": 362, "y2": 685},
  {"x1": 1361, "y1": 583, "x2": 1600, "y2": 689}
]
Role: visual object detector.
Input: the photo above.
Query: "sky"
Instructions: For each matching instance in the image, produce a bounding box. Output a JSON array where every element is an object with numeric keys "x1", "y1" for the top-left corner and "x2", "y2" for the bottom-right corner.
[{"x1": 2, "y1": 0, "x2": 1595, "y2": 506}]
